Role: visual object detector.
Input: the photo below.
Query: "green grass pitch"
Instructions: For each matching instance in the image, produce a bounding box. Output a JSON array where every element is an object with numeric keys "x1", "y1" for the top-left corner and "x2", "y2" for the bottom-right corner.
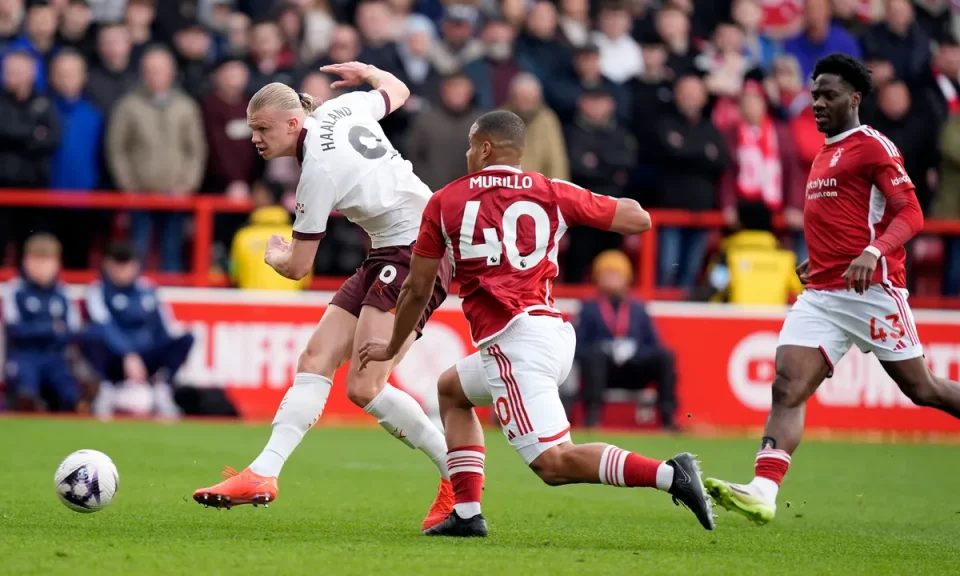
[{"x1": 2, "y1": 418, "x2": 959, "y2": 575}]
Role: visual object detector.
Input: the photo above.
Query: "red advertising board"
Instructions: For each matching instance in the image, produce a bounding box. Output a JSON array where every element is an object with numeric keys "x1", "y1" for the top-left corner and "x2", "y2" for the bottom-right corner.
[{"x1": 4, "y1": 288, "x2": 960, "y2": 433}]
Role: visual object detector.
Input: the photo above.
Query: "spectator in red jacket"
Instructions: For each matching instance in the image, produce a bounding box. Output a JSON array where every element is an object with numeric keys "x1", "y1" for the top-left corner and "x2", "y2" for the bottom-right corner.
[{"x1": 720, "y1": 80, "x2": 804, "y2": 233}]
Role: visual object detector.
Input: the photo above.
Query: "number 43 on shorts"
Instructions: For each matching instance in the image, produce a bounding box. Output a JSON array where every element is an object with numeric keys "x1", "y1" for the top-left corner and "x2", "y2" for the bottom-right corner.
[{"x1": 870, "y1": 314, "x2": 906, "y2": 342}]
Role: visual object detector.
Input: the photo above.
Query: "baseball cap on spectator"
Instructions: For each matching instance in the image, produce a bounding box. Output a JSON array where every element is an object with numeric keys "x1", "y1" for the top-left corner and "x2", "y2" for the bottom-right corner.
[
  {"x1": 26, "y1": 0, "x2": 52, "y2": 7},
  {"x1": 444, "y1": 4, "x2": 478, "y2": 25}
]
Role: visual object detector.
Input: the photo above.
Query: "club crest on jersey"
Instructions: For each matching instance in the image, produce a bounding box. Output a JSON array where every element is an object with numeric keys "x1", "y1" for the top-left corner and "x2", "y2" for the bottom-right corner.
[{"x1": 830, "y1": 148, "x2": 843, "y2": 167}]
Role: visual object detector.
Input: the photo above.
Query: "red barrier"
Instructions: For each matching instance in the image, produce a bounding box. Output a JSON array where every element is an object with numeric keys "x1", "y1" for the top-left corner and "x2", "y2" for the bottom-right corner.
[
  {"x1": 1, "y1": 190, "x2": 960, "y2": 306},
  {"x1": 18, "y1": 287, "x2": 952, "y2": 433}
]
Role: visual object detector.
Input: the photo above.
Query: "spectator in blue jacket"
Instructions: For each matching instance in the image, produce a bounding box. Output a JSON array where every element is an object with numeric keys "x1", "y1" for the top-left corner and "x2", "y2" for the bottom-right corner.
[
  {"x1": 81, "y1": 241, "x2": 194, "y2": 420},
  {"x1": 783, "y1": 0, "x2": 861, "y2": 80},
  {"x1": 2, "y1": 233, "x2": 81, "y2": 412},
  {"x1": 571, "y1": 250, "x2": 677, "y2": 430},
  {"x1": 49, "y1": 48, "x2": 104, "y2": 268},
  {"x1": 5, "y1": 0, "x2": 59, "y2": 94}
]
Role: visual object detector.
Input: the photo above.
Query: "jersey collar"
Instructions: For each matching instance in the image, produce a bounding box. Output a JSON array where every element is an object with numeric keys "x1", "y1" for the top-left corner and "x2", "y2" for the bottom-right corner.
[
  {"x1": 824, "y1": 125, "x2": 864, "y2": 145},
  {"x1": 482, "y1": 165, "x2": 523, "y2": 173},
  {"x1": 296, "y1": 116, "x2": 315, "y2": 166}
]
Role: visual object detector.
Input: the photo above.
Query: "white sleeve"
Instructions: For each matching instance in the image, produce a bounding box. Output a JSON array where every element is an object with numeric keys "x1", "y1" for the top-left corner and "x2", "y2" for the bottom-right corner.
[
  {"x1": 339, "y1": 89, "x2": 389, "y2": 121},
  {"x1": 2, "y1": 280, "x2": 21, "y2": 324},
  {"x1": 292, "y1": 162, "x2": 337, "y2": 240},
  {"x1": 85, "y1": 282, "x2": 112, "y2": 324}
]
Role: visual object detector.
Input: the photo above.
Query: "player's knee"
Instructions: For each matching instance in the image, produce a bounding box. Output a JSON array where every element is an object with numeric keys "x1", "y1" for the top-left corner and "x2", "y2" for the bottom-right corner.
[
  {"x1": 770, "y1": 373, "x2": 807, "y2": 408},
  {"x1": 345, "y1": 376, "x2": 383, "y2": 408},
  {"x1": 297, "y1": 346, "x2": 337, "y2": 378},
  {"x1": 529, "y1": 446, "x2": 569, "y2": 486}
]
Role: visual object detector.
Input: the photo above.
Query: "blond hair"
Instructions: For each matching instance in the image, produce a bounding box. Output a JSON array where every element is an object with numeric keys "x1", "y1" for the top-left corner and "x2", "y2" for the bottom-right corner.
[{"x1": 248, "y1": 82, "x2": 319, "y2": 114}]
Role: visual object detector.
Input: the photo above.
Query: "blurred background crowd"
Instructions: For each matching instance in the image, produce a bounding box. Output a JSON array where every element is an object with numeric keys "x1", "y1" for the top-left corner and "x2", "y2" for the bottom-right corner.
[
  {"x1": 3, "y1": 0, "x2": 960, "y2": 424},
  {"x1": 0, "y1": 0, "x2": 959, "y2": 294}
]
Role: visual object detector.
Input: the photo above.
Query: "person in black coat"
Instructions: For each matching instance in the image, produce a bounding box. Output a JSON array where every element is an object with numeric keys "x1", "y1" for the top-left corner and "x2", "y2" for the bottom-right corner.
[
  {"x1": 0, "y1": 50, "x2": 61, "y2": 258},
  {"x1": 652, "y1": 74, "x2": 727, "y2": 288},
  {"x1": 562, "y1": 87, "x2": 637, "y2": 283}
]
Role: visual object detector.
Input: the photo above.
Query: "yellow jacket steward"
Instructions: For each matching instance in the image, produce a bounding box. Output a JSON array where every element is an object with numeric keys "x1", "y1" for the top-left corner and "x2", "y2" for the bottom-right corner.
[{"x1": 230, "y1": 206, "x2": 311, "y2": 291}]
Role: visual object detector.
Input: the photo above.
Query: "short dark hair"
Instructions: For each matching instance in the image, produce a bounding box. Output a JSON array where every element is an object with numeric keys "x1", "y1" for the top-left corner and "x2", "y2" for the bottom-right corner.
[
  {"x1": 473, "y1": 110, "x2": 526, "y2": 148},
  {"x1": 104, "y1": 240, "x2": 138, "y2": 263},
  {"x1": 811, "y1": 53, "x2": 874, "y2": 96}
]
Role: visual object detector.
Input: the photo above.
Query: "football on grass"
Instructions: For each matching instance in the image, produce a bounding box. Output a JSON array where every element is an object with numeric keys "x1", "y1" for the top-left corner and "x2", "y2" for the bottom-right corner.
[{"x1": 54, "y1": 450, "x2": 119, "y2": 513}]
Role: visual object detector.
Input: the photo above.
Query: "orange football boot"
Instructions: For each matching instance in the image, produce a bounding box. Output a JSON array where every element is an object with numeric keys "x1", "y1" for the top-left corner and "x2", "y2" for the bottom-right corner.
[
  {"x1": 193, "y1": 466, "x2": 278, "y2": 509},
  {"x1": 421, "y1": 478, "x2": 455, "y2": 532}
]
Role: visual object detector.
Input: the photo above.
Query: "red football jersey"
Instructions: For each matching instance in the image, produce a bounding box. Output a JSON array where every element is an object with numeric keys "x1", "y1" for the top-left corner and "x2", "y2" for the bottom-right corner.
[
  {"x1": 804, "y1": 125, "x2": 916, "y2": 290},
  {"x1": 414, "y1": 165, "x2": 618, "y2": 345}
]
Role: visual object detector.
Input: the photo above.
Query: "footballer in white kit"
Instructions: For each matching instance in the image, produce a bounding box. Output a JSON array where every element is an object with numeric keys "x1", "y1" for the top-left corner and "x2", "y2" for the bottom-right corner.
[
  {"x1": 359, "y1": 110, "x2": 716, "y2": 537},
  {"x1": 194, "y1": 62, "x2": 455, "y2": 533}
]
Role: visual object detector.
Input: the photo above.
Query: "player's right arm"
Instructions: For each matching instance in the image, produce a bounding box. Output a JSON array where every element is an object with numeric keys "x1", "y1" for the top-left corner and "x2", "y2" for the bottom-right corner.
[
  {"x1": 320, "y1": 61, "x2": 410, "y2": 117},
  {"x1": 266, "y1": 163, "x2": 335, "y2": 280},
  {"x1": 552, "y1": 178, "x2": 651, "y2": 234}
]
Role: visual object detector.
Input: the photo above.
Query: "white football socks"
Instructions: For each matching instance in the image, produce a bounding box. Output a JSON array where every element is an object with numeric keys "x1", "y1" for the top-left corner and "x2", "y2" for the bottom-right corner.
[
  {"x1": 363, "y1": 385, "x2": 450, "y2": 480},
  {"x1": 249, "y1": 373, "x2": 332, "y2": 478},
  {"x1": 749, "y1": 476, "x2": 780, "y2": 505}
]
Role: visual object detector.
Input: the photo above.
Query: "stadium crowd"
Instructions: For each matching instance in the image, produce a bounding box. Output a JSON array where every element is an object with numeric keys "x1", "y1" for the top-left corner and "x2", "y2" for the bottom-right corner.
[{"x1": 0, "y1": 0, "x2": 959, "y2": 292}]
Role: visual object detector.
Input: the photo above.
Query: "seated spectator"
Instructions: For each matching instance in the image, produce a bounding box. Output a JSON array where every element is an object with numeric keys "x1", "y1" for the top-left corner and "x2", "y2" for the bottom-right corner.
[
  {"x1": 246, "y1": 19, "x2": 296, "y2": 94},
  {"x1": 872, "y1": 80, "x2": 939, "y2": 212},
  {"x1": 922, "y1": 37, "x2": 960, "y2": 130},
  {"x1": 653, "y1": 75, "x2": 728, "y2": 288},
  {"x1": 82, "y1": 241, "x2": 195, "y2": 420},
  {"x1": 397, "y1": 15, "x2": 442, "y2": 109},
  {"x1": 463, "y1": 18, "x2": 522, "y2": 110},
  {"x1": 86, "y1": 23, "x2": 138, "y2": 115},
  {"x1": 860, "y1": 0, "x2": 930, "y2": 84},
  {"x1": 571, "y1": 250, "x2": 677, "y2": 430},
  {"x1": 173, "y1": 19, "x2": 214, "y2": 101},
  {"x1": 515, "y1": 0, "x2": 572, "y2": 90},
  {"x1": 503, "y1": 73, "x2": 569, "y2": 180},
  {"x1": 106, "y1": 46, "x2": 207, "y2": 272},
  {"x1": 2, "y1": 234, "x2": 81, "y2": 412},
  {"x1": 406, "y1": 72, "x2": 481, "y2": 191},
  {"x1": 554, "y1": 42, "x2": 630, "y2": 125},
  {"x1": 783, "y1": 0, "x2": 861, "y2": 80},
  {"x1": 592, "y1": 2, "x2": 642, "y2": 85},
  {"x1": 720, "y1": 80, "x2": 804, "y2": 233},
  {"x1": 6, "y1": 0, "x2": 58, "y2": 94},
  {"x1": 57, "y1": 0, "x2": 96, "y2": 60},
  {"x1": 125, "y1": 0, "x2": 156, "y2": 61},
  {"x1": 427, "y1": 4, "x2": 484, "y2": 75},
  {"x1": 655, "y1": 5, "x2": 698, "y2": 77},
  {"x1": 563, "y1": 88, "x2": 637, "y2": 282},
  {"x1": 733, "y1": 0, "x2": 779, "y2": 71},
  {"x1": 938, "y1": 113, "x2": 960, "y2": 296},
  {"x1": 355, "y1": 0, "x2": 407, "y2": 80},
  {"x1": 558, "y1": 0, "x2": 590, "y2": 48},
  {"x1": 0, "y1": 0, "x2": 21, "y2": 45},
  {"x1": 229, "y1": 180, "x2": 310, "y2": 291}
]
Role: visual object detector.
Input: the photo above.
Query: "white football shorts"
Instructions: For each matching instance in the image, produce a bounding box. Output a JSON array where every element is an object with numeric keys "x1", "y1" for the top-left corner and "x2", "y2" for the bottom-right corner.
[
  {"x1": 456, "y1": 314, "x2": 575, "y2": 465},
  {"x1": 778, "y1": 285, "x2": 923, "y2": 374}
]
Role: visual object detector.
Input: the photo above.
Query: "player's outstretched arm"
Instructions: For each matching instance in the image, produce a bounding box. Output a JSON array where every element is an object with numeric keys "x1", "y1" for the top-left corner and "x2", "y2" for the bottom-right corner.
[
  {"x1": 320, "y1": 61, "x2": 410, "y2": 114},
  {"x1": 609, "y1": 198, "x2": 652, "y2": 235},
  {"x1": 358, "y1": 253, "x2": 441, "y2": 370},
  {"x1": 264, "y1": 235, "x2": 320, "y2": 280}
]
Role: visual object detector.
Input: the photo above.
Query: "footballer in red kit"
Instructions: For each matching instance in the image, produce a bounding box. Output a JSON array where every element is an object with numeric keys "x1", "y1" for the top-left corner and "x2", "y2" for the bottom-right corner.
[
  {"x1": 359, "y1": 110, "x2": 716, "y2": 537},
  {"x1": 706, "y1": 54, "x2": 960, "y2": 526}
]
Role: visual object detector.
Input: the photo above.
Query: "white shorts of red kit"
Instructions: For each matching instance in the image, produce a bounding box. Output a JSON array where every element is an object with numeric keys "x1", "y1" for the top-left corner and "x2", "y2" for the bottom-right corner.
[{"x1": 456, "y1": 314, "x2": 575, "y2": 464}]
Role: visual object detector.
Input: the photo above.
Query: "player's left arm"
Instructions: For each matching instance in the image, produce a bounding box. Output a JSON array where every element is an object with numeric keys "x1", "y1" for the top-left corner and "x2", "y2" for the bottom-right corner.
[
  {"x1": 842, "y1": 149, "x2": 924, "y2": 294},
  {"x1": 265, "y1": 236, "x2": 320, "y2": 281},
  {"x1": 320, "y1": 61, "x2": 410, "y2": 118},
  {"x1": 358, "y1": 195, "x2": 447, "y2": 369}
]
